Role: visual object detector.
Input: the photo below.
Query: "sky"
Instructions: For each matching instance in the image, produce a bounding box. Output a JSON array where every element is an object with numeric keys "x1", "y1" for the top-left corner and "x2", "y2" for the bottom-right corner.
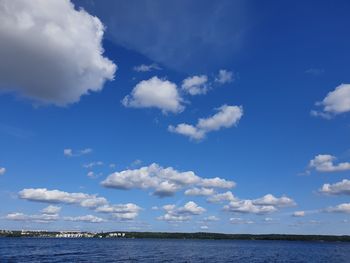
[{"x1": 0, "y1": 0, "x2": 350, "y2": 235}]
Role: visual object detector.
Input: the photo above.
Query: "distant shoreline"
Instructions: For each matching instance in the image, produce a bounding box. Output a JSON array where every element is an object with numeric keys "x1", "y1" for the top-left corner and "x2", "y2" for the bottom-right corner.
[{"x1": 1, "y1": 230, "x2": 350, "y2": 242}]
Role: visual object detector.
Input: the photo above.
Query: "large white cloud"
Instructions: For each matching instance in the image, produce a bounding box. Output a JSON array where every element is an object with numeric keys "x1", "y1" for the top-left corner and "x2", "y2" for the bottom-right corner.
[
  {"x1": 0, "y1": 0, "x2": 116, "y2": 106},
  {"x1": 252, "y1": 194, "x2": 296, "y2": 207},
  {"x1": 19, "y1": 188, "x2": 108, "y2": 207},
  {"x1": 18, "y1": 188, "x2": 141, "y2": 220},
  {"x1": 308, "y1": 154, "x2": 350, "y2": 173},
  {"x1": 224, "y1": 200, "x2": 277, "y2": 215},
  {"x1": 169, "y1": 104, "x2": 243, "y2": 140},
  {"x1": 158, "y1": 201, "x2": 206, "y2": 222},
  {"x1": 325, "y1": 203, "x2": 350, "y2": 213},
  {"x1": 181, "y1": 75, "x2": 209, "y2": 95},
  {"x1": 223, "y1": 194, "x2": 295, "y2": 215},
  {"x1": 101, "y1": 163, "x2": 235, "y2": 197},
  {"x1": 122, "y1": 76, "x2": 184, "y2": 114},
  {"x1": 0, "y1": 167, "x2": 5, "y2": 175},
  {"x1": 319, "y1": 179, "x2": 350, "y2": 195},
  {"x1": 312, "y1": 84, "x2": 350, "y2": 118}
]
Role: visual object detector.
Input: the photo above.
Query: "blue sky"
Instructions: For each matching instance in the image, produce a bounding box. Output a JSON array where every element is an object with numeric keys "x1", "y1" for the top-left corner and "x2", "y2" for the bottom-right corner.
[{"x1": 1, "y1": 0, "x2": 350, "y2": 234}]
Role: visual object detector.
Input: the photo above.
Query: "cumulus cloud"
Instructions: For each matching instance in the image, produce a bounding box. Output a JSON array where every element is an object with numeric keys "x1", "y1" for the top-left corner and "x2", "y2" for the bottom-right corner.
[
  {"x1": 312, "y1": 84, "x2": 350, "y2": 118},
  {"x1": 292, "y1": 211, "x2": 305, "y2": 217},
  {"x1": 19, "y1": 188, "x2": 107, "y2": 207},
  {"x1": 325, "y1": 203, "x2": 350, "y2": 214},
  {"x1": 169, "y1": 104, "x2": 243, "y2": 140},
  {"x1": 308, "y1": 154, "x2": 350, "y2": 173},
  {"x1": 199, "y1": 178, "x2": 235, "y2": 189},
  {"x1": 18, "y1": 188, "x2": 141, "y2": 220},
  {"x1": 0, "y1": 167, "x2": 5, "y2": 175},
  {"x1": 122, "y1": 76, "x2": 184, "y2": 114},
  {"x1": 185, "y1": 187, "x2": 214, "y2": 196},
  {"x1": 158, "y1": 201, "x2": 206, "y2": 222},
  {"x1": 133, "y1": 63, "x2": 161, "y2": 72},
  {"x1": 207, "y1": 191, "x2": 236, "y2": 203},
  {"x1": 252, "y1": 194, "x2": 296, "y2": 207},
  {"x1": 0, "y1": 0, "x2": 116, "y2": 106},
  {"x1": 63, "y1": 215, "x2": 106, "y2": 223},
  {"x1": 64, "y1": 148, "x2": 92, "y2": 157},
  {"x1": 41, "y1": 205, "x2": 61, "y2": 215},
  {"x1": 101, "y1": 163, "x2": 235, "y2": 197},
  {"x1": 95, "y1": 203, "x2": 141, "y2": 220},
  {"x1": 224, "y1": 200, "x2": 277, "y2": 215},
  {"x1": 181, "y1": 75, "x2": 209, "y2": 95},
  {"x1": 319, "y1": 179, "x2": 350, "y2": 195},
  {"x1": 215, "y1": 70, "x2": 234, "y2": 84},
  {"x1": 224, "y1": 194, "x2": 295, "y2": 215}
]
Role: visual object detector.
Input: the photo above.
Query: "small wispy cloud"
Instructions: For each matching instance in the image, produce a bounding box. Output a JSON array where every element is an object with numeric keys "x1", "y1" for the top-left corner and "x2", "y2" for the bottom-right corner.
[
  {"x1": 133, "y1": 63, "x2": 162, "y2": 72},
  {"x1": 63, "y1": 148, "x2": 93, "y2": 157}
]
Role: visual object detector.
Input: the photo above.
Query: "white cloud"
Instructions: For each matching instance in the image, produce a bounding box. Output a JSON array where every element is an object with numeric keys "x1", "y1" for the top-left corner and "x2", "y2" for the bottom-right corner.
[
  {"x1": 199, "y1": 178, "x2": 235, "y2": 189},
  {"x1": 308, "y1": 154, "x2": 350, "y2": 173},
  {"x1": 292, "y1": 211, "x2": 305, "y2": 217},
  {"x1": 63, "y1": 215, "x2": 106, "y2": 223},
  {"x1": 133, "y1": 63, "x2": 161, "y2": 72},
  {"x1": 207, "y1": 191, "x2": 236, "y2": 203},
  {"x1": 325, "y1": 203, "x2": 350, "y2": 213},
  {"x1": 215, "y1": 70, "x2": 234, "y2": 84},
  {"x1": 64, "y1": 148, "x2": 92, "y2": 157},
  {"x1": 169, "y1": 104, "x2": 243, "y2": 140},
  {"x1": 158, "y1": 201, "x2": 206, "y2": 222},
  {"x1": 0, "y1": 167, "x2": 5, "y2": 175},
  {"x1": 95, "y1": 203, "x2": 141, "y2": 220},
  {"x1": 229, "y1": 217, "x2": 254, "y2": 224},
  {"x1": 312, "y1": 84, "x2": 350, "y2": 117},
  {"x1": 87, "y1": 171, "x2": 102, "y2": 179},
  {"x1": 19, "y1": 188, "x2": 107, "y2": 207},
  {"x1": 18, "y1": 188, "x2": 141, "y2": 220},
  {"x1": 168, "y1": 124, "x2": 205, "y2": 140},
  {"x1": 203, "y1": 215, "x2": 220, "y2": 222},
  {"x1": 224, "y1": 200, "x2": 277, "y2": 215},
  {"x1": 63, "y1": 149, "x2": 73, "y2": 157},
  {"x1": 101, "y1": 163, "x2": 235, "y2": 197},
  {"x1": 5, "y1": 212, "x2": 59, "y2": 223},
  {"x1": 200, "y1": 225, "x2": 209, "y2": 230},
  {"x1": 319, "y1": 179, "x2": 350, "y2": 195},
  {"x1": 41, "y1": 205, "x2": 61, "y2": 215},
  {"x1": 83, "y1": 161, "x2": 103, "y2": 169},
  {"x1": 181, "y1": 75, "x2": 209, "y2": 95},
  {"x1": 252, "y1": 194, "x2": 296, "y2": 207},
  {"x1": 0, "y1": 0, "x2": 116, "y2": 106},
  {"x1": 185, "y1": 187, "x2": 214, "y2": 196},
  {"x1": 122, "y1": 76, "x2": 184, "y2": 114},
  {"x1": 224, "y1": 194, "x2": 295, "y2": 215}
]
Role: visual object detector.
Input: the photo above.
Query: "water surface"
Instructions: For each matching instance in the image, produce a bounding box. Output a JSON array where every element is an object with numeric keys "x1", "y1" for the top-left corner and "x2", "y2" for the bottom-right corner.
[{"x1": 1, "y1": 238, "x2": 349, "y2": 262}]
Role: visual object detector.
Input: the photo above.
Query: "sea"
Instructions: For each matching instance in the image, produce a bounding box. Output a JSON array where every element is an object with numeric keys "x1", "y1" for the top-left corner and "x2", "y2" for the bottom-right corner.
[{"x1": 1, "y1": 238, "x2": 350, "y2": 262}]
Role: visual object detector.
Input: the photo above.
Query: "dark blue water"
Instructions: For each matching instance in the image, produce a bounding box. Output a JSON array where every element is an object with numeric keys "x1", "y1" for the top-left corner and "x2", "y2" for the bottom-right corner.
[{"x1": 0, "y1": 238, "x2": 350, "y2": 262}]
